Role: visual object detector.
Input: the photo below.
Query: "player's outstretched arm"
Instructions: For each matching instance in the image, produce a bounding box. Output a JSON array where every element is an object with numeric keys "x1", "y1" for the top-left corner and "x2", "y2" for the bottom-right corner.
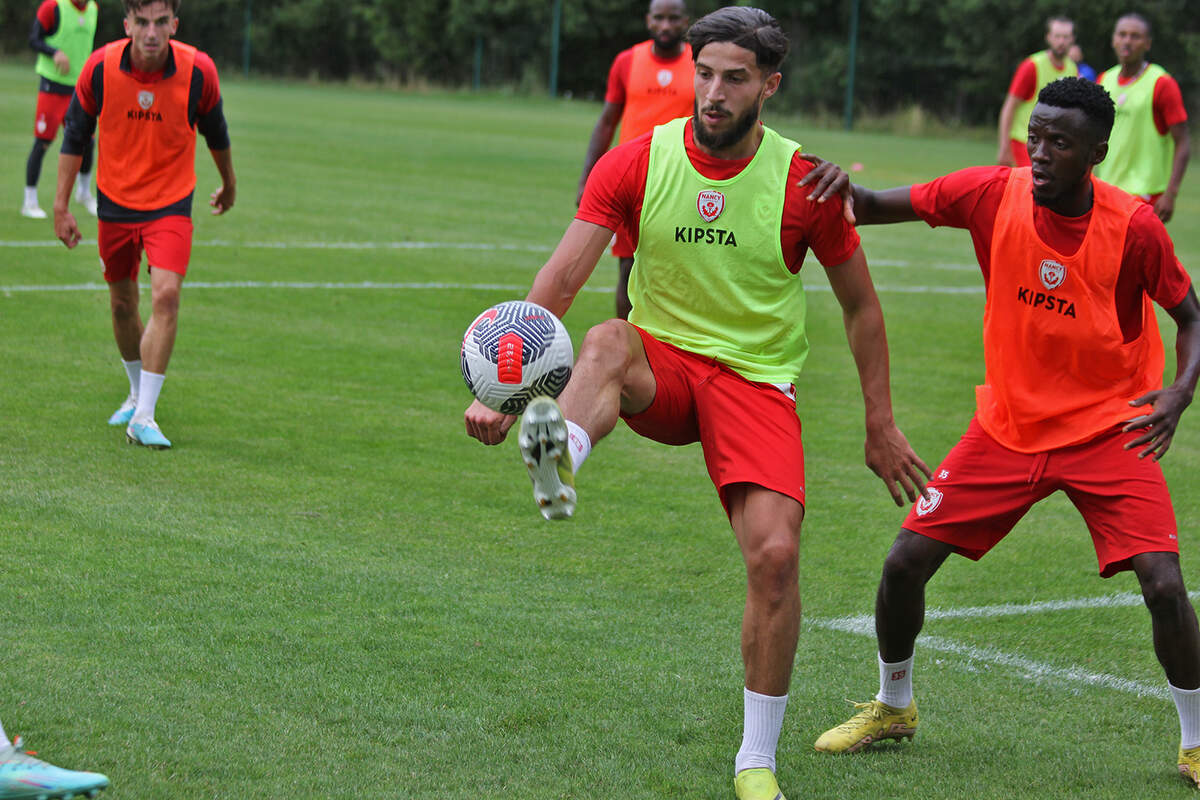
[
  {"x1": 825, "y1": 245, "x2": 931, "y2": 505},
  {"x1": 1124, "y1": 285, "x2": 1200, "y2": 460},
  {"x1": 849, "y1": 184, "x2": 921, "y2": 226}
]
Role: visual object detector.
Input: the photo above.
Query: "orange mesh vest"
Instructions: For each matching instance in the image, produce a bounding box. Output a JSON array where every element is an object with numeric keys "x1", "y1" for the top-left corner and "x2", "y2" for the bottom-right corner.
[
  {"x1": 97, "y1": 40, "x2": 198, "y2": 210},
  {"x1": 976, "y1": 168, "x2": 1163, "y2": 452},
  {"x1": 617, "y1": 41, "x2": 694, "y2": 145}
]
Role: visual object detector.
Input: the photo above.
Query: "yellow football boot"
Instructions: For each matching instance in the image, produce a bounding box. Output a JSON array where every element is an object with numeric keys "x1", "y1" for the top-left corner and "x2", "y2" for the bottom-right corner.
[
  {"x1": 1179, "y1": 745, "x2": 1200, "y2": 787},
  {"x1": 733, "y1": 768, "x2": 784, "y2": 800},
  {"x1": 813, "y1": 699, "x2": 918, "y2": 753}
]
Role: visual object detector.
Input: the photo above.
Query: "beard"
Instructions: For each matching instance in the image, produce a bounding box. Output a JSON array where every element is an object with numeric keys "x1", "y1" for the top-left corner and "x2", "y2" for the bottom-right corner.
[{"x1": 691, "y1": 98, "x2": 761, "y2": 152}]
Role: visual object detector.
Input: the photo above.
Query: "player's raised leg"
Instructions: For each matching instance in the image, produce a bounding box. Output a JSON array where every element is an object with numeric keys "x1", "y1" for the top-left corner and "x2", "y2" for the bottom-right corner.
[{"x1": 518, "y1": 319, "x2": 655, "y2": 520}]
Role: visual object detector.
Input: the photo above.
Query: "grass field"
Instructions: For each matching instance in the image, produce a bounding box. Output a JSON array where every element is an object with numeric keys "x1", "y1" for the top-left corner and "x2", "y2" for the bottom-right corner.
[{"x1": 2, "y1": 59, "x2": 1200, "y2": 799}]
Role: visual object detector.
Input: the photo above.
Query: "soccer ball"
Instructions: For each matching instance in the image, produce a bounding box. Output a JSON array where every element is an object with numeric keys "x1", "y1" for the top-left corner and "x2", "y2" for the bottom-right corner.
[{"x1": 460, "y1": 300, "x2": 573, "y2": 415}]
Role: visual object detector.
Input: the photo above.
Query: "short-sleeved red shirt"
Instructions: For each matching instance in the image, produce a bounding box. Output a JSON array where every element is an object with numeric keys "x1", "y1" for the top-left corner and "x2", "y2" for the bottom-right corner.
[
  {"x1": 1096, "y1": 69, "x2": 1188, "y2": 134},
  {"x1": 576, "y1": 121, "x2": 861, "y2": 273},
  {"x1": 911, "y1": 166, "x2": 1191, "y2": 337}
]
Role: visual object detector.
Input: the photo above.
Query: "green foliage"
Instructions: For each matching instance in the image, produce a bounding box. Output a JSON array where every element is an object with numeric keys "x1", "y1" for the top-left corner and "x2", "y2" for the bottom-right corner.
[{"x1": 1, "y1": 0, "x2": 1195, "y2": 120}]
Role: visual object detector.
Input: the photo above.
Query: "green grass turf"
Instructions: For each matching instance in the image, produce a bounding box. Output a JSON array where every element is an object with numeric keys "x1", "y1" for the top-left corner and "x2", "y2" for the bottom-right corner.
[{"x1": 2, "y1": 60, "x2": 1200, "y2": 798}]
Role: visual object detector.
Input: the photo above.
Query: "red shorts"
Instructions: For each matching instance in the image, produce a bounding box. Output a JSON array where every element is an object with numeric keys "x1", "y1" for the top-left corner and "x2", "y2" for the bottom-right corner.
[
  {"x1": 98, "y1": 216, "x2": 194, "y2": 282},
  {"x1": 34, "y1": 91, "x2": 71, "y2": 141},
  {"x1": 620, "y1": 326, "x2": 805, "y2": 514},
  {"x1": 903, "y1": 417, "x2": 1177, "y2": 577},
  {"x1": 1009, "y1": 138, "x2": 1031, "y2": 167},
  {"x1": 611, "y1": 225, "x2": 634, "y2": 259}
]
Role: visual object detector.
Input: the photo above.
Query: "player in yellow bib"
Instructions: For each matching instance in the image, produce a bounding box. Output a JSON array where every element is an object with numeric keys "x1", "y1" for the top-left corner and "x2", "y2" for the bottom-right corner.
[
  {"x1": 465, "y1": 7, "x2": 930, "y2": 799},
  {"x1": 996, "y1": 16, "x2": 1077, "y2": 168}
]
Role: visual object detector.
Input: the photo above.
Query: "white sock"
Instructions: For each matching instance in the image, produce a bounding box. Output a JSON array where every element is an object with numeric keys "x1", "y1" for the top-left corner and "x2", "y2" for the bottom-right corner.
[
  {"x1": 1171, "y1": 682, "x2": 1200, "y2": 749},
  {"x1": 23, "y1": 186, "x2": 37, "y2": 206},
  {"x1": 133, "y1": 370, "x2": 165, "y2": 423},
  {"x1": 75, "y1": 172, "x2": 92, "y2": 195},
  {"x1": 123, "y1": 359, "x2": 142, "y2": 399},
  {"x1": 565, "y1": 420, "x2": 591, "y2": 471},
  {"x1": 876, "y1": 653, "x2": 914, "y2": 708},
  {"x1": 735, "y1": 688, "x2": 788, "y2": 774},
  {"x1": 0, "y1": 716, "x2": 8, "y2": 748}
]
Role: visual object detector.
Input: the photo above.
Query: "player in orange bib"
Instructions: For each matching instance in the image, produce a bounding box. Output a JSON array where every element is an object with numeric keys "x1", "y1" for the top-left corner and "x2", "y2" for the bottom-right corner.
[
  {"x1": 53, "y1": 0, "x2": 236, "y2": 450},
  {"x1": 576, "y1": 0, "x2": 693, "y2": 320},
  {"x1": 812, "y1": 77, "x2": 1200, "y2": 787}
]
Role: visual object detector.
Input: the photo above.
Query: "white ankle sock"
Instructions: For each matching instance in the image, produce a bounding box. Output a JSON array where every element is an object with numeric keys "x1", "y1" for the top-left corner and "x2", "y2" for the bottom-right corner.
[
  {"x1": 0, "y1": 716, "x2": 8, "y2": 748},
  {"x1": 876, "y1": 653, "x2": 914, "y2": 708},
  {"x1": 735, "y1": 688, "x2": 788, "y2": 774},
  {"x1": 1171, "y1": 682, "x2": 1200, "y2": 748},
  {"x1": 23, "y1": 186, "x2": 37, "y2": 207},
  {"x1": 75, "y1": 172, "x2": 91, "y2": 194},
  {"x1": 565, "y1": 420, "x2": 591, "y2": 471},
  {"x1": 123, "y1": 359, "x2": 142, "y2": 399},
  {"x1": 133, "y1": 370, "x2": 165, "y2": 423}
]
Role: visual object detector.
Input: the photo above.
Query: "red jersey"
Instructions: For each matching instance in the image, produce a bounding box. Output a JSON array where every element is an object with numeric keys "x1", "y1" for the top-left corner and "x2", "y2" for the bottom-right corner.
[
  {"x1": 605, "y1": 41, "x2": 694, "y2": 144},
  {"x1": 35, "y1": 0, "x2": 88, "y2": 31},
  {"x1": 1096, "y1": 69, "x2": 1188, "y2": 135},
  {"x1": 911, "y1": 165, "x2": 1190, "y2": 340},
  {"x1": 577, "y1": 121, "x2": 861, "y2": 272}
]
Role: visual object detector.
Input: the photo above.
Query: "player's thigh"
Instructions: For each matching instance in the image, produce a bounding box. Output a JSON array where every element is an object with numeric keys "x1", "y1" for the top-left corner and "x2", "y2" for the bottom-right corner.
[
  {"x1": 620, "y1": 327, "x2": 703, "y2": 445},
  {"x1": 142, "y1": 215, "x2": 193, "y2": 277}
]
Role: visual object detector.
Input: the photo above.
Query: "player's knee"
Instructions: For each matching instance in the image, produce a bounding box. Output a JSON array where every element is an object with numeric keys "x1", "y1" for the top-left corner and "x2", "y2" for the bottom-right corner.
[
  {"x1": 881, "y1": 535, "x2": 937, "y2": 590},
  {"x1": 150, "y1": 286, "x2": 181, "y2": 319},
  {"x1": 1140, "y1": 567, "x2": 1189, "y2": 618},
  {"x1": 110, "y1": 293, "x2": 138, "y2": 321},
  {"x1": 744, "y1": 533, "x2": 799, "y2": 597},
  {"x1": 578, "y1": 319, "x2": 634, "y2": 372}
]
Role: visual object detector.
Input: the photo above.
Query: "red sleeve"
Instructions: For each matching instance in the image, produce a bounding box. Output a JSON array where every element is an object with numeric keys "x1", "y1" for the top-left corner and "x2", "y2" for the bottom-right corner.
[
  {"x1": 194, "y1": 50, "x2": 221, "y2": 114},
  {"x1": 604, "y1": 49, "x2": 633, "y2": 106},
  {"x1": 1152, "y1": 74, "x2": 1188, "y2": 135},
  {"x1": 36, "y1": 0, "x2": 59, "y2": 33},
  {"x1": 782, "y1": 156, "x2": 860, "y2": 272},
  {"x1": 1007, "y1": 59, "x2": 1037, "y2": 100},
  {"x1": 910, "y1": 166, "x2": 1010, "y2": 282},
  {"x1": 576, "y1": 133, "x2": 650, "y2": 241},
  {"x1": 73, "y1": 47, "x2": 105, "y2": 116},
  {"x1": 1123, "y1": 204, "x2": 1192, "y2": 310}
]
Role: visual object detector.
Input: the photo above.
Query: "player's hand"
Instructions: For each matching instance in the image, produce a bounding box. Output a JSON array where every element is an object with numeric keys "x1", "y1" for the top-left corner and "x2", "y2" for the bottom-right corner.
[
  {"x1": 210, "y1": 183, "x2": 236, "y2": 215},
  {"x1": 797, "y1": 154, "x2": 855, "y2": 224},
  {"x1": 53, "y1": 50, "x2": 70, "y2": 75},
  {"x1": 465, "y1": 398, "x2": 516, "y2": 445},
  {"x1": 1153, "y1": 194, "x2": 1176, "y2": 224},
  {"x1": 864, "y1": 422, "x2": 932, "y2": 506},
  {"x1": 1123, "y1": 385, "x2": 1192, "y2": 460},
  {"x1": 53, "y1": 207, "x2": 81, "y2": 249}
]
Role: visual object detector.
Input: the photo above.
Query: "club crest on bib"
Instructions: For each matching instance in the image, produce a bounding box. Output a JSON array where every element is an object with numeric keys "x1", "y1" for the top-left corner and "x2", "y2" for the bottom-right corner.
[
  {"x1": 915, "y1": 487, "x2": 943, "y2": 517},
  {"x1": 1039, "y1": 259, "x2": 1066, "y2": 290},
  {"x1": 138, "y1": 91, "x2": 155, "y2": 110},
  {"x1": 657, "y1": 69, "x2": 673, "y2": 87},
  {"x1": 697, "y1": 190, "x2": 725, "y2": 223}
]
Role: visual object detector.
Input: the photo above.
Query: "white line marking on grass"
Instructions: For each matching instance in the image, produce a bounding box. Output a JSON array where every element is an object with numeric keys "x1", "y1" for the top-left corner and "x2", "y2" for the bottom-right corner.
[
  {"x1": 1, "y1": 239, "x2": 553, "y2": 252},
  {"x1": 813, "y1": 591, "x2": 1200, "y2": 700},
  {"x1": 0, "y1": 281, "x2": 982, "y2": 295}
]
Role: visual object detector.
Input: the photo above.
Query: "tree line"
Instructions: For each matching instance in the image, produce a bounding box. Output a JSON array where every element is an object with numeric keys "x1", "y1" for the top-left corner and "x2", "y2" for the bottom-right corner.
[{"x1": 2, "y1": 0, "x2": 1195, "y2": 125}]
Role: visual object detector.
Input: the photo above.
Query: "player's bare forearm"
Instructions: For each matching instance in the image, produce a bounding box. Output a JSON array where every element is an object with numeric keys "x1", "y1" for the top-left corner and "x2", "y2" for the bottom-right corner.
[
  {"x1": 53, "y1": 152, "x2": 83, "y2": 248},
  {"x1": 1159, "y1": 124, "x2": 1190, "y2": 223},
  {"x1": 850, "y1": 185, "x2": 919, "y2": 226},
  {"x1": 526, "y1": 219, "x2": 613, "y2": 318},
  {"x1": 1124, "y1": 286, "x2": 1200, "y2": 459},
  {"x1": 826, "y1": 248, "x2": 931, "y2": 503},
  {"x1": 209, "y1": 148, "x2": 236, "y2": 214},
  {"x1": 997, "y1": 95, "x2": 1019, "y2": 165}
]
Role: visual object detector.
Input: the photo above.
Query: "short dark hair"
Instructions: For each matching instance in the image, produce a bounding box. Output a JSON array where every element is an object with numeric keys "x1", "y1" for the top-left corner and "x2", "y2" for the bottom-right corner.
[
  {"x1": 1045, "y1": 15, "x2": 1074, "y2": 33},
  {"x1": 1116, "y1": 11, "x2": 1152, "y2": 37},
  {"x1": 1037, "y1": 77, "x2": 1115, "y2": 141},
  {"x1": 124, "y1": 0, "x2": 181, "y2": 14},
  {"x1": 687, "y1": 6, "x2": 788, "y2": 73}
]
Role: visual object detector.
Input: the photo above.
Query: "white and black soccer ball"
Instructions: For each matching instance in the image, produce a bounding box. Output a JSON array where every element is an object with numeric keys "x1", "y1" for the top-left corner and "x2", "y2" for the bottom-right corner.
[{"x1": 460, "y1": 300, "x2": 573, "y2": 415}]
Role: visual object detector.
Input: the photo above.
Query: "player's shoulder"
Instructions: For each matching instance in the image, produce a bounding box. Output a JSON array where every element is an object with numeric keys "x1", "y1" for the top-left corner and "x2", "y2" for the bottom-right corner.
[
  {"x1": 1125, "y1": 201, "x2": 1171, "y2": 244},
  {"x1": 36, "y1": 0, "x2": 58, "y2": 18}
]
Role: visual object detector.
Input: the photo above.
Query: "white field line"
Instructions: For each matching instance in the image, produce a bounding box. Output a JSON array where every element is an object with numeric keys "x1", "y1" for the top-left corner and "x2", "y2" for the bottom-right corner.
[
  {"x1": 813, "y1": 591, "x2": 1200, "y2": 700},
  {"x1": 0, "y1": 280, "x2": 981, "y2": 295}
]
